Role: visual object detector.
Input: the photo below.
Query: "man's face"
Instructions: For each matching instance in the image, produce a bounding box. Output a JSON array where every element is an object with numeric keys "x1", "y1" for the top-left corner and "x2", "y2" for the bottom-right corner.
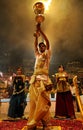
[
  {"x1": 39, "y1": 44, "x2": 46, "y2": 53},
  {"x1": 17, "y1": 69, "x2": 22, "y2": 75},
  {"x1": 58, "y1": 67, "x2": 64, "y2": 72}
]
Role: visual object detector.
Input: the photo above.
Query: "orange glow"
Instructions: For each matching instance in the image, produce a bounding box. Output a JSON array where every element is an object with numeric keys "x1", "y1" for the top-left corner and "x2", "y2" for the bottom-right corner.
[{"x1": 43, "y1": 0, "x2": 52, "y2": 12}]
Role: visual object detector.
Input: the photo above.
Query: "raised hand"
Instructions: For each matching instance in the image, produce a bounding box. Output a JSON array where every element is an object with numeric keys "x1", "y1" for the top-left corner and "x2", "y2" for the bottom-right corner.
[
  {"x1": 36, "y1": 23, "x2": 41, "y2": 31},
  {"x1": 33, "y1": 30, "x2": 40, "y2": 37}
]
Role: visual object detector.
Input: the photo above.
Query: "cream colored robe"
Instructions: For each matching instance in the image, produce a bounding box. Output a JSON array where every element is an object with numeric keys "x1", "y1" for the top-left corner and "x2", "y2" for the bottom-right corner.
[{"x1": 28, "y1": 49, "x2": 52, "y2": 124}]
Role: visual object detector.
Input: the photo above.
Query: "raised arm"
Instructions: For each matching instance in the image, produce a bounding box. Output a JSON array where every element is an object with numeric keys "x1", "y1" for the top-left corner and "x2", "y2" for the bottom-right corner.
[
  {"x1": 34, "y1": 24, "x2": 40, "y2": 54},
  {"x1": 36, "y1": 23, "x2": 50, "y2": 50},
  {"x1": 34, "y1": 33, "x2": 38, "y2": 53},
  {"x1": 40, "y1": 29, "x2": 49, "y2": 50}
]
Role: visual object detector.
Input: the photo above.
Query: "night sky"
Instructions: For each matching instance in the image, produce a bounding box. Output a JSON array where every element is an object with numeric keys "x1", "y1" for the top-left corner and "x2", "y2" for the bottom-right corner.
[{"x1": 0, "y1": 0, "x2": 83, "y2": 72}]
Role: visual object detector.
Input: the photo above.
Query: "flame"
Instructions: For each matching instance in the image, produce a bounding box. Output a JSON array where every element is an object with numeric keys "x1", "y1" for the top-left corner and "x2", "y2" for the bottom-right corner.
[
  {"x1": 37, "y1": 0, "x2": 52, "y2": 12},
  {"x1": 44, "y1": 0, "x2": 52, "y2": 12}
]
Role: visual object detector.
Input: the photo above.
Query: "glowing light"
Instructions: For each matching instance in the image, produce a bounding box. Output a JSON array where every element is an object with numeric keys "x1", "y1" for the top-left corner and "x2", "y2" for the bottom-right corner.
[
  {"x1": 37, "y1": 0, "x2": 52, "y2": 12},
  {"x1": 43, "y1": 0, "x2": 52, "y2": 12}
]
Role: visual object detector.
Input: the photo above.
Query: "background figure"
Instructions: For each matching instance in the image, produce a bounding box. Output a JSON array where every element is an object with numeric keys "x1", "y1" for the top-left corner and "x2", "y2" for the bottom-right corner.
[
  {"x1": 25, "y1": 75, "x2": 30, "y2": 93},
  {"x1": 70, "y1": 82, "x2": 80, "y2": 112},
  {"x1": 27, "y1": 23, "x2": 53, "y2": 130},
  {"x1": 8, "y1": 67, "x2": 26, "y2": 119},
  {"x1": 54, "y1": 65, "x2": 75, "y2": 119}
]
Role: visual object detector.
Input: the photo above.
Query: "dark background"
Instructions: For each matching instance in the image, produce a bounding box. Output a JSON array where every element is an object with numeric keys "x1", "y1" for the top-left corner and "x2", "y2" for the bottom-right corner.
[{"x1": 0, "y1": 0, "x2": 83, "y2": 73}]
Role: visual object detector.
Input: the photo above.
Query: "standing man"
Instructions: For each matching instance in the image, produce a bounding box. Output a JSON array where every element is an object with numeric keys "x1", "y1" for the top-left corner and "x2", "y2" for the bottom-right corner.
[{"x1": 27, "y1": 23, "x2": 53, "y2": 130}]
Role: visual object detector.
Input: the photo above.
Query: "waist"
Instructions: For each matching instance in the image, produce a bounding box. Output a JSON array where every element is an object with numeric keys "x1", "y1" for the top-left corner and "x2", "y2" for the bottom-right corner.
[
  {"x1": 34, "y1": 68, "x2": 49, "y2": 75},
  {"x1": 36, "y1": 75, "x2": 48, "y2": 81},
  {"x1": 57, "y1": 82, "x2": 70, "y2": 92}
]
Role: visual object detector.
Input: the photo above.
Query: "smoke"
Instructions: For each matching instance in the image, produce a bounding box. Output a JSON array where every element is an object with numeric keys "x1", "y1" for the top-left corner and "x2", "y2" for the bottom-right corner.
[
  {"x1": 43, "y1": 0, "x2": 83, "y2": 64},
  {"x1": 0, "y1": 0, "x2": 35, "y2": 68},
  {"x1": 0, "y1": 0, "x2": 83, "y2": 70}
]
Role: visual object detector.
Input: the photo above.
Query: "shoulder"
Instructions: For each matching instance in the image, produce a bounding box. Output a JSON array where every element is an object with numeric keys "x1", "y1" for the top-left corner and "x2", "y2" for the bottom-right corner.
[
  {"x1": 55, "y1": 73, "x2": 59, "y2": 77},
  {"x1": 63, "y1": 71, "x2": 68, "y2": 77},
  {"x1": 45, "y1": 49, "x2": 51, "y2": 55},
  {"x1": 35, "y1": 50, "x2": 39, "y2": 56}
]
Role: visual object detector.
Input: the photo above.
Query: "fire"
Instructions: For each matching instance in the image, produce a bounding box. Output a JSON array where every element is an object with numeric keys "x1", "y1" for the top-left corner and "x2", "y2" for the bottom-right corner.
[
  {"x1": 43, "y1": 0, "x2": 52, "y2": 12},
  {"x1": 37, "y1": 0, "x2": 52, "y2": 12}
]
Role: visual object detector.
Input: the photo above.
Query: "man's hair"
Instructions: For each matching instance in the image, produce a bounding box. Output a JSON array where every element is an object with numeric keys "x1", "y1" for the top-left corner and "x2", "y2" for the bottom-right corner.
[
  {"x1": 58, "y1": 65, "x2": 64, "y2": 70},
  {"x1": 17, "y1": 67, "x2": 22, "y2": 71},
  {"x1": 39, "y1": 42, "x2": 46, "y2": 47}
]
